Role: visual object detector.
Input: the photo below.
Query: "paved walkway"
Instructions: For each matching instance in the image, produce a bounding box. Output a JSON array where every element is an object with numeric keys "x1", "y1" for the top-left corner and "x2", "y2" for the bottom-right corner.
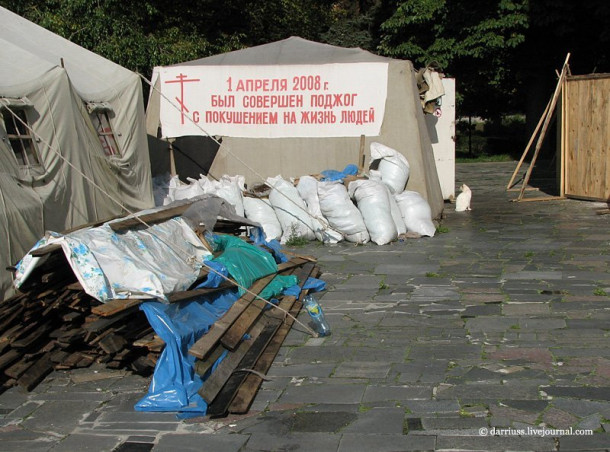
[{"x1": 1, "y1": 162, "x2": 609, "y2": 451}]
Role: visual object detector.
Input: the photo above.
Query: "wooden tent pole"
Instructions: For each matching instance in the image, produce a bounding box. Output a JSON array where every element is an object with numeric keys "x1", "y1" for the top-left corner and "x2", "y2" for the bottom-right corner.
[
  {"x1": 516, "y1": 53, "x2": 571, "y2": 201},
  {"x1": 358, "y1": 134, "x2": 366, "y2": 172},
  {"x1": 507, "y1": 98, "x2": 552, "y2": 190},
  {"x1": 168, "y1": 138, "x2": 176, "y2": 176}
]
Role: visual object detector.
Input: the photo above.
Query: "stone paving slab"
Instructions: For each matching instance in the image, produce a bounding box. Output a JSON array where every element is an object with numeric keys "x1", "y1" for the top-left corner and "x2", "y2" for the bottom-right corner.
[{"x1": 2, "y1": 162, "x2": 610, "y2": 451}]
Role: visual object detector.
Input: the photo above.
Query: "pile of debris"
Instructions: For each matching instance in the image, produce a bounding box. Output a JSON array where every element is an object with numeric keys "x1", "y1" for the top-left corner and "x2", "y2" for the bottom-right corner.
[{"x1": 0, "y1": 196, "x2": 322, "y2": 418}]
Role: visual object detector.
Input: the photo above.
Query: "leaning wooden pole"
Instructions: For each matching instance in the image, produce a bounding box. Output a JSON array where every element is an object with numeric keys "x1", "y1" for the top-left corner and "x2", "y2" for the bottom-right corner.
[
  {"x1": 507, "y1": 98, "x2": 552, "y2": 190},
  {"x1": 516, "y1": 53, "x2": 570, "y2": 202}
]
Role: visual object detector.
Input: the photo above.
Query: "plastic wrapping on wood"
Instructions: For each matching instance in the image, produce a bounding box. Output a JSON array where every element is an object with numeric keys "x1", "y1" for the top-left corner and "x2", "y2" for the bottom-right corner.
[
  {"x1": 210, "y1": 234, "x2": 278, "y2": 294},
  {"x1": 135, "y1": 288, "x2": 238, "y2": 414},
  {"x1": 134, "y1": 274, "x2": 325, "y2": 415}
]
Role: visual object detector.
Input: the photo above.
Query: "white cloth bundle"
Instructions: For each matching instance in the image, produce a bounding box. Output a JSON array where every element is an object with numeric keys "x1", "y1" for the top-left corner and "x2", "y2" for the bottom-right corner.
[
  {"x1": 318, "y1": 181, "x2": 369, "y2": 244},
  {"x1": 297, "y1": 176, "x2": 343, "y2": 244},
  {"x1": 394, "y1": 190, "x2": 436, "y2": 237},
  {"x1": 243, "y1": 197, "x2": 282, "y2": 241},
  {"x1": 348, "y1": 179, "x2": 397, "y2": 245},
  {"x1": 267, "y1": 175, "x2": 316, "y2": 243},
  {"x1": 370, "y1": 142, "x2": 410, "y2": 194}
]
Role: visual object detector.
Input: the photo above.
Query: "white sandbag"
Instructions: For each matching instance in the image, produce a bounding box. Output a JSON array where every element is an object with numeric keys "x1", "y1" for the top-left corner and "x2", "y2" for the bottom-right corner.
[
  {"x1": 370, "y1": 142, "x2": 410, "y2": 194},
  {"x1": 214, "y1": 175, "x2": 246, "y2": 217},
  {"x1": 348, "y1": 179, "x2": 397, "y2": 245},
  {"x1": 168, "y1": 175, "x2": 206, "y2": 202},
  {"x1": 266, "y1": 175, "x2": 316, "y2": 243},
  {"x1": 386, "y1": 185, "x2": 407, "y2": 235},
  {"x1": 363, "y1": 170, "x2": 406, "y2": 235},
  {"x1": 243, "y1": 197, "x2": 282, "y2": 241},
  {"x1": 318, "y1": 181, "x2": 369, "y2": 244},
  {"x1": 394, "y1": 190, "x2": 436, "y2": 237},
  {"x1": 296, "y1": 176, "x2": 343, "y2": 244}
]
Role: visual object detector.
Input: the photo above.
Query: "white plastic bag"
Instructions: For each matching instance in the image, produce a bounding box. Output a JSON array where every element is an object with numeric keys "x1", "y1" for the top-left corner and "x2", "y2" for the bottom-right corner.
[
  {"x1": 370, "y1": 142, "x2": 410, "y2": 194},
  {"x1": 318, "y1": 181, "x2": 369, "y2": 244},
  {"x1": 243, "y1": 197, "x2": 283, "y2": 241},
  {"x1": 214, "y1": 175, "x2": 246, "y2": 217},
  {"x1": 348, "y1": 179, "x2": 397, "y2": 245},
  {"x1": 386, "y1": 184, "x2": 407, "y2": 236},
  {"x1": 267, "y1": 175, "x2": 316, "y2": 243},
  {"x1": 168, "y1": 175, "x2": 205, "y2": 202},
  {"x1": 394, "y1": 190, "x2": 436, "y2": 237},
  {"x1": 297, "y1": 176, "x2": 343, "y2": 244}
]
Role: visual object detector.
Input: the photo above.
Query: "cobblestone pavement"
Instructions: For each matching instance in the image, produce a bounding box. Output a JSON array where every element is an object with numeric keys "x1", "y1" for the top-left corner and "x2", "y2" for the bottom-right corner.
[{"x1": 1, "y1": 162, "x2": 609, "y2": 451}]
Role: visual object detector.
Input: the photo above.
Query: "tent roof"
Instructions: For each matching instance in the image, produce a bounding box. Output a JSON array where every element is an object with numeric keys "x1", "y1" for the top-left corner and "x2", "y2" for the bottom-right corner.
[
  {"x1": 0, "y1": 38, "x2": 58, "y2": 88},
  {"x1": 176, "y1": 36, "x2": 392, "y2": 66},
  {"x1": 0, "y1": 6, "x2": 134, "y2": 99}
]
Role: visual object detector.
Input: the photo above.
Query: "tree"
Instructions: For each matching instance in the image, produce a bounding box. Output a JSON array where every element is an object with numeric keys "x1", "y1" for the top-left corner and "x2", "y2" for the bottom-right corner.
[
  {"x1": 0, "y1": 0, "x2": 335, "y2": 77},
  {"x1": 377, "y1": 0, "x2": 528, "y2": 118}
]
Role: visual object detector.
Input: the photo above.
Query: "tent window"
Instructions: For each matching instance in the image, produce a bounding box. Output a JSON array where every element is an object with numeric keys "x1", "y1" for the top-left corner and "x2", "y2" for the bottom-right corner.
[
  {"x1": 2, "y1": 108, "x2": 41, "y2": 167},
  {"x1": 91, "y1": 111, "x2": 120, "y2": 157}
]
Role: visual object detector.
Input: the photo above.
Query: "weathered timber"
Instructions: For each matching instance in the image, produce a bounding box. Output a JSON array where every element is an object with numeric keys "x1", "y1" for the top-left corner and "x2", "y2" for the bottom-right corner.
[
  {"x1": 17, "y1": 355, "x2": 54, "y2": 391},
  {"x1": 194, "y1": 345, "x2": 226, "y2": 377},
  {"x1": 188, "y1": 258, "x2": 306, "y2": 360},
  {"x1": 198, "y1": 321, "x2": 265, "y2": 404},
  {"x1": 207, "y1": 320, "x2": 281, "y2": 418},
  {"x1": 229, "y1": 295, "x2": 305, "y2": 414},
  {"x1": 221, "y1": 262, "x2": 315, "y2": 351}
]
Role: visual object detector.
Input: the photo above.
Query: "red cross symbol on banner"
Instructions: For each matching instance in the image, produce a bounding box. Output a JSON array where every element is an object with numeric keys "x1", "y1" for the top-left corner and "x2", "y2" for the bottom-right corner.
[{"x1": 165, "y1": 73, "x2": 201, "y2": 125}]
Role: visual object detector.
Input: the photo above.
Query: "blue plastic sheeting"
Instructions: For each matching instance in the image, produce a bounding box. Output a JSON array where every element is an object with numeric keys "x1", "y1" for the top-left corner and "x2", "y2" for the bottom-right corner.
[
  {"x1": 249, "y1": 227, "x2": 288, "y2": 263},
  {"x1": 135, "y1": 289, "x2": 238, "y2": 414},
  {"x1": 320, "y1": 164, "x2": 359, "y2": 182},
  {"x1": 135, "y1": 277, "x2": 326, "y2": 415},
  {"x1": 195, "y1": 259, "x2": 229, "y2": 289},
  {"x1": 283, "y1": 277, "x2": 326, "y2": 298}
]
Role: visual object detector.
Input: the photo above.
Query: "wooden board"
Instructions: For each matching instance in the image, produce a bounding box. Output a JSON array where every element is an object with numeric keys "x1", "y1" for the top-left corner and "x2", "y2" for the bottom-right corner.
[
  {"x1": 188, "y1": 258, "x2": 307, "y2": 360},
  {"x1": 206, "y1": 321, "x2": 280, "y2": 417},
  {"x1": 564, "y1": 75, "x2": 610, "y2": 201},
  {"x1": 198, "y1": 321, "x2": 265, "y2": 404},
  {"x1": 188, "y1": 273, "x2": 278, "y2": 360},
  {"x1": 91, "y1": 298, "x2": 143, "y2": 317},
  {"x1": 108, "y1": 203, "x2": 194, "y2": 231},
  {"x1": 220, "y1": 262, "x2": 315, "y2": 351},
  {"x1": 228, "y1": 296, "x2": 305, "y2": 414}
]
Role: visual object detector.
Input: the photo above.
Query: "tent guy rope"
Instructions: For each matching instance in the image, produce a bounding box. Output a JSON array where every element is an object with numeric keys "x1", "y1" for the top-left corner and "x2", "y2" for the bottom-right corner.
[
  {"x1": 2, "y1": 105, "x2": 318, "y2": 338},
  {"x1": 138, "y1": 72, "x2": 346, "y2": 240}
]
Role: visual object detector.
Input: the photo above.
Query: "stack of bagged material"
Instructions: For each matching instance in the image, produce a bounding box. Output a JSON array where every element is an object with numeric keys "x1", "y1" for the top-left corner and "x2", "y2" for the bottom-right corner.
[{"x1": 151, "y1": 141, "x2": 438, "y2": 246}]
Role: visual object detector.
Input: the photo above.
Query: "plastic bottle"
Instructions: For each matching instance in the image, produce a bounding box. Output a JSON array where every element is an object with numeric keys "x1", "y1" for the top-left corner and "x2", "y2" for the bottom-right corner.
[{"x1": 303, "y1": 294, "x2": 331, "y2": 337}]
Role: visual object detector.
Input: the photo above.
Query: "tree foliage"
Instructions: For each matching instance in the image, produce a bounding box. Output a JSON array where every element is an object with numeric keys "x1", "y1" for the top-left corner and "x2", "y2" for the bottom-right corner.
[
  {"x1": 378, "y1": 0, "x2": 528, "y2": 117},
  {"x1": 0, "y1": 0, "x2": 334, "y2": 76},
  {"x1": 2, "y1": 0, "x2": 610, "y2": 120}
]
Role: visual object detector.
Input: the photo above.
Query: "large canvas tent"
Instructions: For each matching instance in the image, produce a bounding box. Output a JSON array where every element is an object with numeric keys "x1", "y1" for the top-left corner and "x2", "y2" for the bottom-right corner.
[
  {"x1": 0, "y1": 7, "x2": 154, "y2": 299},
  {"x1": 146, "y1": 37, "x2": 443, "y2": 218}
]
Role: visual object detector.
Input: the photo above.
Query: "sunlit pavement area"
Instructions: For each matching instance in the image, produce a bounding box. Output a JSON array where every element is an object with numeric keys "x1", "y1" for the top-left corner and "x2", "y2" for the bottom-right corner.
[{"x1": 1, "y1": 161, "x2": 610, "y2": 451}]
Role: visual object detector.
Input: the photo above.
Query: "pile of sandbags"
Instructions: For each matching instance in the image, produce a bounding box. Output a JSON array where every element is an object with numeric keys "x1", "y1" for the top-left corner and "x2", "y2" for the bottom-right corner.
[{"x1": 153, "y1": 142, "x2": 437, "y2": 245}]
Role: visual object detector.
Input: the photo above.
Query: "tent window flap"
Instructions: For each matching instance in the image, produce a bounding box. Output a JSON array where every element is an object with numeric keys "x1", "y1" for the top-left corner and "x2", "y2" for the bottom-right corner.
[
  {"x1": 1, "y1": 100, "x2": 41, "y2": 167},
  {"x1": 88, "y1": 107, "x2": 120, "y2": 157}
]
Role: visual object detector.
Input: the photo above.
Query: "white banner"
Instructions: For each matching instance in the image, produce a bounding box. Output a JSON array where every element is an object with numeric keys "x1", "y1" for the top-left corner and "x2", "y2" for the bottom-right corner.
[{"x1": 158, "y1": 63, "x2": 388, "y2": 138}]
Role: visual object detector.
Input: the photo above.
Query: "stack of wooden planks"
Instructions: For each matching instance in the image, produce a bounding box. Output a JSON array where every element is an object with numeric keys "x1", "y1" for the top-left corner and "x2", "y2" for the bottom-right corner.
[
  {"x1": 0, "y1": 239, "x2": 320, "y2": 420},
  {"x1": 189, "y1": 257, "x2": 320, "y2": 418},
  {"x1": 0, "y1": 196, "x2": 321, "y2": 416},
  {"x1": 0, "y1": 245, "x2": 168, "y2": 393}
]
